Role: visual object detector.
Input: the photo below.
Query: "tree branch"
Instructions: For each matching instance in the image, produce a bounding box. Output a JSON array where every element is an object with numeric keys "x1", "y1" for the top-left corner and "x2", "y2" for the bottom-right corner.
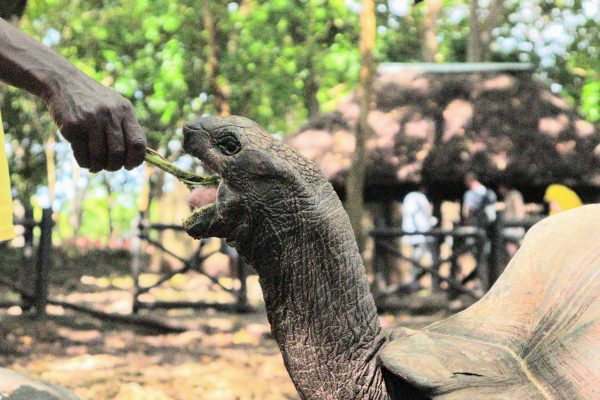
[{"x1": 0, "y1": 276, "x2": 186, "y2": 334}]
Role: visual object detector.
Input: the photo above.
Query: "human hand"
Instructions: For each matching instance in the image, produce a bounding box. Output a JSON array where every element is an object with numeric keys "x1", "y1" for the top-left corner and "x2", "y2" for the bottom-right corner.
[{"x1": 44, "y1": 73, "x2": 146, "y2": 172}]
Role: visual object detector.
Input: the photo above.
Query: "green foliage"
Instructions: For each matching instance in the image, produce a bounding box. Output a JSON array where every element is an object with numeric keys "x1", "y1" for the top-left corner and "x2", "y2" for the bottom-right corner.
[
  {"x1": 2, "y1": 90, "x2": 50, "y2": 203},
  {"x1": 562, "y1": 15, "x2": 600, "y2": 122},
  {"x1": 488, "y1": 0, "x2": 600, "y2": 123},
  {"x1": 22, "y1": 0, "x2": 200, "y2": 148},
  {"x1": 0, "y1": 0, "x2": 598, "y2": 240},
  {"x1": 217, "y1": 0, "x2": 360, "y2": 131},
  {"x1": 582, "y1": 80, "x2": 600, "y2": 122}
]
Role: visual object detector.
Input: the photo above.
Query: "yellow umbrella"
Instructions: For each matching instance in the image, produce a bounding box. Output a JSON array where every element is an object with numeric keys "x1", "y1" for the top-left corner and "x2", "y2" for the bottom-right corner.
[{"x1": 544, "y1": 184, "x2": 583, "y2": 215}]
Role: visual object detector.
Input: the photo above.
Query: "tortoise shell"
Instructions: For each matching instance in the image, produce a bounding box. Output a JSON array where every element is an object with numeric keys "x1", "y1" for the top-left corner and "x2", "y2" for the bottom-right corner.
[
  {"x1": 379, "y1": 205, "x2": 600, "y2": 399},
  {"x1": 0, "y1": 368, "x2": 79, "y2": 399}
]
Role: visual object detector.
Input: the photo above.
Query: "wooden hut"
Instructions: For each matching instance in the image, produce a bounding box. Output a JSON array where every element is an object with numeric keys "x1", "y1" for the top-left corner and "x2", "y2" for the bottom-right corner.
[{"x1": 289, "y1": 63, "x2": 600, "y2": 207}]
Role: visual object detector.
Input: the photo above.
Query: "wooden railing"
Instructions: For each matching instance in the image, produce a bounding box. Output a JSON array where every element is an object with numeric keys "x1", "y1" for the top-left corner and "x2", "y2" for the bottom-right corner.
[
  {"x1": 130, "y1": 212, "x2": 251, "y2": 314},
  {"x1": 0, "y1": 208, "x2": 53, "y2": 316},
  {"x1": 369, "y1": 215, "x2": 544, "y2": 306}
]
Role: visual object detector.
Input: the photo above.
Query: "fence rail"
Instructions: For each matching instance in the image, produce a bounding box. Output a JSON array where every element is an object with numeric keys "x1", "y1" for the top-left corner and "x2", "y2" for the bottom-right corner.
[
  {"x1": 0, "y1": 208, "x2": 53, "y2": 316},
  {"x1": 130, "y1": 213, "x2": 251, "y2": 314},
  {"x1": 370, "y1": 216, "x2": 544, "y2": 307},
  {"x1": 1, "y1": 209, "x2": 248, "y2": 332}
]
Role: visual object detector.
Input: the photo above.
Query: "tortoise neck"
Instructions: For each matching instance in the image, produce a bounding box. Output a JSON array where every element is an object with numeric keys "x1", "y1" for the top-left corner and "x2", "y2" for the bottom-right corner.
[{"x1": 249, "y1": 184, "x2": 388, "y2": 399}]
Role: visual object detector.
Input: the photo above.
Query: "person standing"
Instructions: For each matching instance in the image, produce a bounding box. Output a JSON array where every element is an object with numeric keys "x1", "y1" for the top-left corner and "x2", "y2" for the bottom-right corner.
[
  {"x1": 462, "y1": 172, "x2": 496, "y2": 228},
  {"x1": 498, "y1": 182, "x2": 526, "y2": 256},
  {"x1": 401, "y1": 187, "x2": 437, "y2": 289},
  {"x1": 498, "y1": 183, "x2": 526, "y2": 222},
  {"x1": 459, "y1": 172, "x2": 497, "y2": 291}
]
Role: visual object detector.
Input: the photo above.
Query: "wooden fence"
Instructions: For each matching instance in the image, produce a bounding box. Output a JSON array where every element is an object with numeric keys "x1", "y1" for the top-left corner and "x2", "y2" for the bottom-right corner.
[
  {"x1": 0, "y1": 208, "x2": 53, "y2": 316},
  {"x1": 130, "y1": 213, "x2": 251, "y2": 314},
  {"x1": 369, "y1": 216, "x2": 544, "y2": 306}
]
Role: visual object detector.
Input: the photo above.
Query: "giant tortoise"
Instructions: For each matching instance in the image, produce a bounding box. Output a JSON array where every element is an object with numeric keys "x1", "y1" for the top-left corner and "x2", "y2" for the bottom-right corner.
[
  {"x1": 182, "y1": 116, "x2": 599, "y2": 399},
  {"x1": 1, "y1": 116, "x2": 596, "y2": 399}
]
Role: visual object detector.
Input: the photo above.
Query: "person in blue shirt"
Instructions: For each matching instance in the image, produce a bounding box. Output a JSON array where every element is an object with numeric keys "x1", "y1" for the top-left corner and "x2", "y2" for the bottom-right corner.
[{"x1": 462, "y1": 172, "x2": 496, "y2": 228}]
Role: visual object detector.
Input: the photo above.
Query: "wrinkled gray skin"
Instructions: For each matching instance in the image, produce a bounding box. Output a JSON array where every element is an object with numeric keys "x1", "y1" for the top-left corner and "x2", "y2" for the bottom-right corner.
[{"x1": 183, "y1": 116, "x2": 389, "y2": 399}]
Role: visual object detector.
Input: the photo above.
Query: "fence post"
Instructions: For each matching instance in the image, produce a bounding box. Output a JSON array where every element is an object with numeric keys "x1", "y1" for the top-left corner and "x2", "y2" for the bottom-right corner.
[
  {"x1": 430, "y1": 237, "x2": 441, "y2": 291},
  {"x1": 475, "y1": 230, "x2": 490, "y2": 292},
  {"x1": 34, "y1": 208, "x2": 52, "y2": 316},
  {"x1": 130, "y1": 211, "x2": 145, "y2": 314},
  {"x1": 236, "y1": 258, "x2": 249, "y2": 312},
  {"x1": 488, "y1": 217, "x2": 503, "y2": 286},
  {"x1": 372, "y1": 218, "x2": 388, "y2": 293},
  {"x1": 448, "y1": 229, "x2": 461, "y2": 299},
  {"x1": 20, "y1": 207, "x2": 35, "y2": 311}
]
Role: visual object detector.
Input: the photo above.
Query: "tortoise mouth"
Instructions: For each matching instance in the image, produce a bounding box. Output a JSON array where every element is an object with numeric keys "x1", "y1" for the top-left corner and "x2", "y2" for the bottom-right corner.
[
  {"x1": 182, "y1": 149, "x2": 222, "y2": 233},
  {"x1": 184, "y1": 183, "x2": 218, "y2": 228},
  {"x1": 182, "y1": 122, "x2": 218, "y2": 233}
]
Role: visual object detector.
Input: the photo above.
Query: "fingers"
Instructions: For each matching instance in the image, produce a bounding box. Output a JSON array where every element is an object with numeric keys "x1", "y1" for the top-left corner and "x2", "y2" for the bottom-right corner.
[
  {"x1": 86, "y1": 106, "x2": 144, "y2": 172},
  {"x1": 88, "y1": 124, "x2": 108, "y2": 173},
  {"x1": 122, "y1": 109, "x2": 146, "y2": 170},
  {"x1": 53, "y1": 95, "x2": 144, "y2": 172},
  {"x1": 67, "y1": 111, "x2": 143, "y2": 173},
  {"x1": 70, "y1": 134, "x2": 91, "y2": 169},
  {"x1": 105, "y1": 117, "x2": 126, "y2": 172}
]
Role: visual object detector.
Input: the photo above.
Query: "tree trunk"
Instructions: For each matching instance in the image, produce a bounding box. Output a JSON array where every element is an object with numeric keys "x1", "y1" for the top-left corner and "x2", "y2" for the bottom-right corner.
[
  {"x1": 201, "y1": 0, "x2": 230, "y2": 116},
  {"x1": 467, "y1": 0, "x2": 503, "y2": 62},
  {"x1": 303, "y1": 0, "x2": 320, "y2": 117},
  {"x1": 480, "y1": 0, "x2": 503, "y2": 59},
  {"x1": 45, "y1": 132, "x2": 56, "y2": 205},
  {"x1": 103, "y1": 175, "x2": 113, "y2": 241},
  {"x1": 346, "y1": 0, "x2": 375, "y2": 252},
  {"x1": 303, "y1": 63, "x2": 320, "y2": 117},
  {"x1": 467, "y1": 0, "x2": 483, "y2": 62},
  {"x1": 29, "y1": 102, "x2": 56, "y2": 208},
  {"x1": 420, "y1": 0, "x2": 443, "y2": 62},
  {"x1": 70, "y1": 162, "x2": 89, "y2": 238}
]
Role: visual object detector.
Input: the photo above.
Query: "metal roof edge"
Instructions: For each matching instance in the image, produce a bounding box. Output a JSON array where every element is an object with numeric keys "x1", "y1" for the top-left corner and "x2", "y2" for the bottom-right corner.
[{"x1": 378, "y1": 63, "x2": 535, "y2": 74}]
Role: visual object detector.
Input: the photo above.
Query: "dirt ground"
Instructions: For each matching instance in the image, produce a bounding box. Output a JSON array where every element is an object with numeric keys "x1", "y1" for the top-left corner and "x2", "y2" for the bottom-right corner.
[{"x1": 0, "y1": 248, "x2": 444, "y2": 400}]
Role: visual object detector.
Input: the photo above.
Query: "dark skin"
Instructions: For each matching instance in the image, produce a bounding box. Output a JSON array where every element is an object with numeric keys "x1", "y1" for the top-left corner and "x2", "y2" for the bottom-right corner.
[
  {"x1": 182, "y1": 117, "x2": 389, "y2": 399},
  {"x1": 0, "y1": 17, "x2": 146, "y2": 172}
]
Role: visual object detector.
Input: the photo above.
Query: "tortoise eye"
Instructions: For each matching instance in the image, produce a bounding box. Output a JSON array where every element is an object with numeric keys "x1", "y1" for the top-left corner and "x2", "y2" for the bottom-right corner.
[{"x1": 216, "y1": 136, "x2": 241, "y2": 156}]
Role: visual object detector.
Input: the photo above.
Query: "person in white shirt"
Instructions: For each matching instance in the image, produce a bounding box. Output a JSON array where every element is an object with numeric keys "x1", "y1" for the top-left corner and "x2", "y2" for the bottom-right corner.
[{"x1": 401, "y1": 187, "x2": 438, "y2": 287}]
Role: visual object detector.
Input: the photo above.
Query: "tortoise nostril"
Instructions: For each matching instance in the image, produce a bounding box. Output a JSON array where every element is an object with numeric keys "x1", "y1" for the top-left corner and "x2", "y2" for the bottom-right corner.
[
  {"x1": 185, "y1": 120, "x2": 205, "y2": 131},
  {"x1": 183, "y1": 121, "x2": 205, "y2": 153},
  {"x1": 183, "y1": 122, "x2": 213, "y2": 155}
]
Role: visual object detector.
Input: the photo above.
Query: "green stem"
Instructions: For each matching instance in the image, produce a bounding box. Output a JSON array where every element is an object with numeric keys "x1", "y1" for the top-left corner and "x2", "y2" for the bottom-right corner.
[{"x1": 144, "y1": 148, "x2": 219, "y2": 188}]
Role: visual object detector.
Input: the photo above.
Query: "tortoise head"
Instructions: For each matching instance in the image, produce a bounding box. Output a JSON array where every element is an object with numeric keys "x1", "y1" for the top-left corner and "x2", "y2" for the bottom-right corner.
[{"x1": 182, "y1": 116, "x2": 325, "y2": 250}]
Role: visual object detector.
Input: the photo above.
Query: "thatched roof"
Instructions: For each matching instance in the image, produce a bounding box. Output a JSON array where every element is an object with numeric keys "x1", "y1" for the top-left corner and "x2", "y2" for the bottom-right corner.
[{"x1": 289, "y1": 63, "x2": 600, "y2": 201}]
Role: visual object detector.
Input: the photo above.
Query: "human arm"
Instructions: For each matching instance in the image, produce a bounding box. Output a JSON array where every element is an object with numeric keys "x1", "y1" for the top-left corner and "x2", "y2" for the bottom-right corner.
[
  {"x1": 0, "y1": 18, "x2": 146, "y2": 172},
  {"x1": 509, "y1": 191, "x2": 526, "y2": 219}
]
